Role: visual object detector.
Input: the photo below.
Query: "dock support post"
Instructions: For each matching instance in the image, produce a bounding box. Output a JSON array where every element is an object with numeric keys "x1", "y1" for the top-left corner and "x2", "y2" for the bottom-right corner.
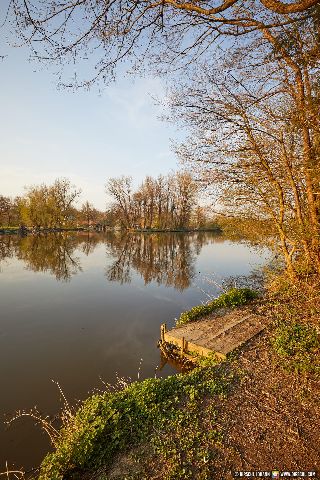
[
  {"x1": 160, "y1": 323, "x2": 167, "y2": 342},
  {"x1": 181, "y1": 336, "x2": 186, "y2": 354}
]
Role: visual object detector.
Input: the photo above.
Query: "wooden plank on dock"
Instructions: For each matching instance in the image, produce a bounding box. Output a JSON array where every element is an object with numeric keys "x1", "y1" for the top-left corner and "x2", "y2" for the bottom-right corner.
[{"x1": 161, "y1": 307, "x2": 266, "y2": 360}]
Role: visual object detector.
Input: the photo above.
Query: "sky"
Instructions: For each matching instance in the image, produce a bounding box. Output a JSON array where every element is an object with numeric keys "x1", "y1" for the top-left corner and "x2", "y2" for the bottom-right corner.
[{"x1": 0, "y1": 5, "x2": 183, "y2": 211}]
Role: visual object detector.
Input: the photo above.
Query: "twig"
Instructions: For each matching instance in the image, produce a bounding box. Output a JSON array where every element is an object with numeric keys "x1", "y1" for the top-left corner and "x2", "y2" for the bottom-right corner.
[{"x1": 0, "y1": 462, "x2": 25, "y2": 479}]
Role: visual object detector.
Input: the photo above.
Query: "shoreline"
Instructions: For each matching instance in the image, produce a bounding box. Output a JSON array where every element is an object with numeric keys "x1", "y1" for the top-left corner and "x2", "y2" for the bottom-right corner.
[
  {"x1": 34, "y1": 287, "x2": 320, "y2": 479},
  {"x1": 0, "y1": 226, "x2": 222, "y2": 236}
]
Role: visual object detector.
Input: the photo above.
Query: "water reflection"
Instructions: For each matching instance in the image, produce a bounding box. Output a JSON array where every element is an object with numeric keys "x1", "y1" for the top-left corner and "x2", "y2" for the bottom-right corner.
[
  {"x1": 0, "y1": 236, "x2": 15, "y2": 265},
  {"x1": 0, "y1": 230, "x2": 268, "y2": 470},
  {"x1": 157, "y1": 353, "x2": 193, "y2": 374},
  {"x1": 0, "y1": 231, "x2": 221, "y2": 287},
  {"x1": 105, "y1": 232, "x2": 216, "y2": 290},
  {"x1": 16, "y1": 234, "x2": 83, "y2": 281}
]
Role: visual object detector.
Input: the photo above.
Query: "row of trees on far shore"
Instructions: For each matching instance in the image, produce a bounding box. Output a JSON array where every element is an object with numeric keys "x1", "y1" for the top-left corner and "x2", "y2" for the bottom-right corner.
[
  {"x1": 106, "y1": 172, "x2": 208, "y2": 230},
  {"x1": 0, "y1": 174, "x2": 215, "y2": 230},
  {"x1": 0, "y1": 178, "x2": 103, "y2": 229}
]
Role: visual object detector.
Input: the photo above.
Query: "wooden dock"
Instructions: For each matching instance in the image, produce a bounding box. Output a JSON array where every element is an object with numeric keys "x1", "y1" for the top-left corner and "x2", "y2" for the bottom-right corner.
[{"x1": 160, "y1": 307, "x2": 266, "y2": 361}]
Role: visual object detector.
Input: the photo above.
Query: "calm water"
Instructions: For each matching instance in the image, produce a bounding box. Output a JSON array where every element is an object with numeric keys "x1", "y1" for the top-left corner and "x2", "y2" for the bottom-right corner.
[{"x1": 0, "y1": 231, "x2": 268, "y2": 470}]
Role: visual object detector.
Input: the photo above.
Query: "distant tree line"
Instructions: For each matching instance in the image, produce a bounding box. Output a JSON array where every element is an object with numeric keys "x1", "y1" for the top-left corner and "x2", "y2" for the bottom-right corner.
[
  {"x1": 1, "y1": 174, "x2": 215, "y2": 231},
  {"x1": 0, "y1": 178, "x2": 104, "y2": 229},
  {"x1": 106, "y1": 172, "x2": 211, "y2": 230}
]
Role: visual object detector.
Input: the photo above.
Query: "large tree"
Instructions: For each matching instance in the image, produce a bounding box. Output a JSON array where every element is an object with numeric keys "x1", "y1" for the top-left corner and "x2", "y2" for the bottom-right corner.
[
  {"x1": 0, "y1": 196, "x2": 12, "y2": 226},
  {"x1": 81, "y1": 201, "x2": 99, "y2": 228},
  {"x1": 168, "y1": 17, "x2": 320, "y2": 276},
  {"x1": 9, "y1": 1, "x2": 320, "y2": 87},
  {"x1": 23, "y1": 178, "x2": 81, "y2": 228}
]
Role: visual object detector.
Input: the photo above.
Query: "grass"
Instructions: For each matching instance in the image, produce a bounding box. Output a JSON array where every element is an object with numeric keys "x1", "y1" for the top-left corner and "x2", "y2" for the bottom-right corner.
[
  {"x1": 39, "y1": 361, "x2": 235, "y2": 480},
  {"x1": 175, "y1": 287, "x2": 258, "y2": 327}
]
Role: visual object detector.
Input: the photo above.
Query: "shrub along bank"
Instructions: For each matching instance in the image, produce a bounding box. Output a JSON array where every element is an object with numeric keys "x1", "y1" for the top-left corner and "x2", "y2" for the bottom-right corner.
[
  {"x1": 39, "y1": 362, "x2": 236, "y2": 480},
  {"x1": 175, "y1": 287, "x2": 258, "y2": 326}
]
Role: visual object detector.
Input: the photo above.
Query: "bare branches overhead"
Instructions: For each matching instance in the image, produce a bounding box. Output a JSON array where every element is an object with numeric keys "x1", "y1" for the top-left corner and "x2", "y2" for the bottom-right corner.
[
  {"x1": 260, "y1": 0, "x2": 319, "y2": 14},
  {"x1": 8, "y1": 0, "x2": 320, "y2": 86}
]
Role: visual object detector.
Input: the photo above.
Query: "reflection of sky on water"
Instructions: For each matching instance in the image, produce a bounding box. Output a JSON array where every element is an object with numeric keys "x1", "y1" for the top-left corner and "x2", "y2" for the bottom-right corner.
[
  {"x1": 196, "y1": 241, "x2": 269, "y2": 276},
  {"x1": 0, "y1": 232, "x2": 269, "y2": 470}
]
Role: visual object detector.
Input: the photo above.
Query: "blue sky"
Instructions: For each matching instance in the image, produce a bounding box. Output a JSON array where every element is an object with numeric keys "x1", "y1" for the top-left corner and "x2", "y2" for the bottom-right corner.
[{"x1": 0, "y1": 5, "x2": 183, "y2": 210}]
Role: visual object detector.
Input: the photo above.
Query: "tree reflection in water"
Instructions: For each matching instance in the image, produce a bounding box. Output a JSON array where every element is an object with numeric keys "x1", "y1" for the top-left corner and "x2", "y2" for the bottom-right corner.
[
  {"x1": 15, "y1": 233, "x2": 83, "y2": 281},
  {"x1": 0, "y1": 236, "x2": 15, "y2": 269},
  {"x1": 0, "y1": 231, "x2": 221, "y2": 286},
  {"x1": 105, "y1": 231, "x2": 215, "y2": 291},
  {"x1": 80, "y1": 232, "x2": 102, "y2": 256}
]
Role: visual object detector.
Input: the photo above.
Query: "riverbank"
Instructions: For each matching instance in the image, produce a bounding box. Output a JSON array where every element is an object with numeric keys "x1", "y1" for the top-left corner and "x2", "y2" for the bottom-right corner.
[
  {"x1": 0, "y1": 227, "x2": 88, "y2": 235},
  {"x1": 0, "y1": 226, "x2": 221, "y2": 236},
  {"x1": 32, "y1": 283, "x2": 320, "y2": 480},
  {"x1": 127, "y1": 226, "x2": 222, "y2": 234}
]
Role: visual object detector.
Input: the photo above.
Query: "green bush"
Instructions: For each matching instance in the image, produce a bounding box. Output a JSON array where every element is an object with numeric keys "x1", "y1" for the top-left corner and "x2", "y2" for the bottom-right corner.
[
  {"x1": 272, "y1": 322, "x2": 320, "y2": 374},
  {"x1": 176, "y1": 288, "x2": 258, "y2": 327},
  {"x1": 39, "y1": 366, "x2": 232, "y2": 480}
]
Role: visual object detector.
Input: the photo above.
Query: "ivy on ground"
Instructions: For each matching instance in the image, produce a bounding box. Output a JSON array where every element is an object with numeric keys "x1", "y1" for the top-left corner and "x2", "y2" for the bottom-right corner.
[
  {"x1": 39, "y1": 362, "x2": 235, "y2": 480},
  {"x1": 176, "y1": 288, "x2": 258, "y2": 327},
  {"x1": 272, "y1": 322, "x2": 320, "y2": 374}
]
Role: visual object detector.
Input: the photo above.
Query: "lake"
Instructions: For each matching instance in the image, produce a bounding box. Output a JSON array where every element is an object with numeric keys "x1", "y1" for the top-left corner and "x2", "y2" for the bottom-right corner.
[{"x1": 0, "y1": 231, "x2": 268, "y2": 471}]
